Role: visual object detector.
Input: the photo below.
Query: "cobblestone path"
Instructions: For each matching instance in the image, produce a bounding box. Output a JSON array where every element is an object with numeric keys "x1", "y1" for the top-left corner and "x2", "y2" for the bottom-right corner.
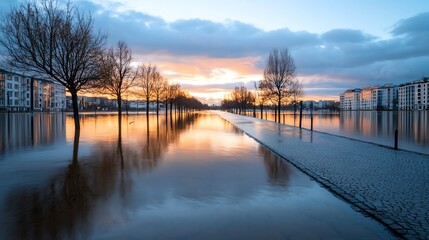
[{"x1": 218, "y1": 112, "x2": 429, "y2": 239}]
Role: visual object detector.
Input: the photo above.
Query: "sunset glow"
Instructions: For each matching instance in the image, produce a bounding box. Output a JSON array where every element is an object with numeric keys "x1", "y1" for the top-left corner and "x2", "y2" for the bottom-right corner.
[{"x1": 2, "y1": 0, "x2": 429, "y2": 104}]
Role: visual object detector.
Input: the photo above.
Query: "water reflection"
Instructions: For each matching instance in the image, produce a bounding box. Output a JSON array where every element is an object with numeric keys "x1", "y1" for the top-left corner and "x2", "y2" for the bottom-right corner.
[
  {"x1": 0, "y1": 113, "x2": 391, "y2": 239},
  {"x1": 0, "y1": 113, "x2": 66, "y2": 154},
  {"x1": 259, "y1": 146, "x2": 291, "y2": 186},
  {"x1": 245, "y1": 111, "x2": 429, "y2": 154},
  {"x1": 3, "y1": 130, "x2": 91, "y2": 240},
  {"x1": 1, "y1": 113, "x2": 198, "y2": 239}
]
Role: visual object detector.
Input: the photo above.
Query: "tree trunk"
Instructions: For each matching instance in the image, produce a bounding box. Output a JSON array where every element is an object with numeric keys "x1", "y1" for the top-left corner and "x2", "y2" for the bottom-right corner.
[
  {"x1": 72, "y1": 128, "x2": 80, "y2": 163},
  {"x1": 260, "y1": 104, "x2": 263, "y2": 119},
  {"x1": 165, "y1": 101, "x2": 168, "y2": 118},
  {"x1": 146, "y1": 97, "x2": 150, "y2": 118},
  {"x1": 277, "y1": 97, "x2": 281, "y2": 123},
  {"x1": 70, "y1": 90, "x2": 80, "y2": 129},
  {"x1": 117, "y1": 94, "x2": 122, "y2": 117},
  {"x1": 156, "y1": 97, "x2": 159, "y2": 116}
]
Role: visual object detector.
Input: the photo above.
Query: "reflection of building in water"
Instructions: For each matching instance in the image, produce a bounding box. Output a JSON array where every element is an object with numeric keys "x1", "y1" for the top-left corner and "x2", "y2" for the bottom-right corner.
[
  {"x1": 0, "y1": 68, "x2": 66, "y2": 111},
  {"x1": 0, "y1": 113, "x2": 66, "y2": 153},
  {"x1": 399, "y1": 111, "x2": 429, "y2": 145}
]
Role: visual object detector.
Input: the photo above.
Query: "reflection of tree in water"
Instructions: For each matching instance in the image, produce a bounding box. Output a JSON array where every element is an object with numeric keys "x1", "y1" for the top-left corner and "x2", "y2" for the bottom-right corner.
[
  {"x1": 259, "y1": 146, "x2": 291, "y2": 186},
  {"x1": 135, "y1": 113, "x2": 199, "y2": 171},
  {"x1": 4, "y1": 130, "x2": 91, "y2": 240},
  {"x1": 3, "y1": 113, "x2": 199, "y2": 239}
]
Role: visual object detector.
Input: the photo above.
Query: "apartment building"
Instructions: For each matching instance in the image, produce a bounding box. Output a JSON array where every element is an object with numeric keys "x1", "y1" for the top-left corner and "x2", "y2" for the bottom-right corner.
[
  {"x1": 340, "y1": 77, "x2": 428, "y2": 111},
  {"x1": 0, "y1": 68, "x2": 66, "y2": 111},
  {"x1": 360, "y1": 87, "x2": 376, "y2": 110},
  {"x1": 375, "y1": 84, "x2": 398, "y2": 110},
  {"x1": 398, "y1": 77, "x2": 429, "y2": 110},
  {"x1": 340, "y1": 89, "x2": 361, "y2": 110}
]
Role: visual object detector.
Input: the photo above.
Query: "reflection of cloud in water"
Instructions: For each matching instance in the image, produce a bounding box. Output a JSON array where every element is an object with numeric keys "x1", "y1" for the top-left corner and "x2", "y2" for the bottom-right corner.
[{"x1": 1, "y1": 113, "x2": 198, "y2": 239}]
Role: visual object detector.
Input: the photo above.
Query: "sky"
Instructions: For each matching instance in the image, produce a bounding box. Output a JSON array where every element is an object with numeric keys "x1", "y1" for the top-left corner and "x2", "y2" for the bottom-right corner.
[{"x1": 1, "y1": 0, "x2": 429, "y2": 105}]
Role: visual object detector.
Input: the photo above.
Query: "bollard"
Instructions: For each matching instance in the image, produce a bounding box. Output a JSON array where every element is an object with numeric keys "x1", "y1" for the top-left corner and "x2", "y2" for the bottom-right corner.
[
  {"x1": 394, "y1": 128, "x2": 398, "y2": 150},
  {"x1": 310, "y1": 102, "x2": 313, "y2": 131},
  {"x1": 299, "y1": 101, "x2": 303, "y2": 128}
]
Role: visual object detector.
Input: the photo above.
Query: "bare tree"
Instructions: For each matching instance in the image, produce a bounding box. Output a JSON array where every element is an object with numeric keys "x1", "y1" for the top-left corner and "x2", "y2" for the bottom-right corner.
[
  {"x1": 254, "y1": 81, "x2": 267, "y2": 118},
  {"x1": 152, "y1": 73, "x2": 167, "y2": 116},
  {"x1": 137, "y1": 64, "x2": 157, "y2": 117},
  {"x1": 260, "y1": 48, "x2": 296, "y2": 123},
  {"x1": 0, "y1": 0, "x2": 105, "y2": 129},
  {"x1": 164, "y1": 83, "x2": 180, "y2": 115},
  {"x1": 231, "y1": 86, "x2": 254, "y2": 115},
  {"x1": 290, "y1": 79, "x2": 304, "y2": 115},
  {"x1": 94, "y1": 41, "x2": 138, "y2": 116}
]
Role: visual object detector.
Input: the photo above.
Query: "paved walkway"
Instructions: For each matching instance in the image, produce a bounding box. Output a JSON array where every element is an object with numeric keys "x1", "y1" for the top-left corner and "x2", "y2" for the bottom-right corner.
[{"x1": 217, "y1": 111, "x2": 429, "y2": 239}]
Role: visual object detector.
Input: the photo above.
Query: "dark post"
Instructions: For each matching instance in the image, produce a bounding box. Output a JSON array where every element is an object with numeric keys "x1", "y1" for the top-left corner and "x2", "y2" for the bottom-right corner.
[
  {"x1": 310, "y1": 102, "x2": 314, "y2": 131},
  {"x1": 394, "y1": 128, "x2": 398, "y2": 150},
  {"x1": 299, "y1": 101, "x2": 303, "y2": 128}
]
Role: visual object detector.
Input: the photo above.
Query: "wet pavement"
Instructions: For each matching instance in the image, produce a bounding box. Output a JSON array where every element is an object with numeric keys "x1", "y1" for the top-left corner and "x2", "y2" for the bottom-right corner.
[
  {"x1": 0, "y1": 112, "x2": 392, "y2": 239},
  {"x1": 218, "y1": 111, "x2": 429, "y2": 239}
]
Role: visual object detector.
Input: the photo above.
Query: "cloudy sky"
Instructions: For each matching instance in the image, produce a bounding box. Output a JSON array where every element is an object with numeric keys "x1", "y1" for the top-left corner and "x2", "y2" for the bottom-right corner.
[{"x1": 1, "y1": 0, "x2": 429, "y2": 104}]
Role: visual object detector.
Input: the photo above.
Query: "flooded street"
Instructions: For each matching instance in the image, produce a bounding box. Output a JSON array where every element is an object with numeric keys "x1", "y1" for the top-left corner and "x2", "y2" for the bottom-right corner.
[
  {"x1": 246, "y1": 110, "x2": 429, "y2": 155},
  {"x1": 0, "y1": 112, "x2": 392, "y2": 239}
]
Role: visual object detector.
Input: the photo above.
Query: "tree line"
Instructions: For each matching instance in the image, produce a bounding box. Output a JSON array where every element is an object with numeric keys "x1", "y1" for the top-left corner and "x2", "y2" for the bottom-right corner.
[
  {"x1": 0, "y1": 0, "x2": 207, "y2": 129},
  {"x1": 221, "y1": 49, "x2": 304, "y2": 122}
]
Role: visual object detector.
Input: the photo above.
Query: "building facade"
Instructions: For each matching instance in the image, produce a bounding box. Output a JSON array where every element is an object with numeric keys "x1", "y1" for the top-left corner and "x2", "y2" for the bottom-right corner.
[
  {"x1": 398, "y1": 77, "x2": 429, "y2": 110},
  {"x1": 340, "y1": 78, "x2": 429, "y2": 111},
  {"x1": 0, "y1": 68, "x2": 66, "y2": 111},
  {"x1": 340, "y1": 89, "x2": 361, "y2": 110}
]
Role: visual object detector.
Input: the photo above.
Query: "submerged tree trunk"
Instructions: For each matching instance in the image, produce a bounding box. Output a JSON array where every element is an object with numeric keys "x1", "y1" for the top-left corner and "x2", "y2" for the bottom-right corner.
[
  {"x1": 71, "y1": 90, "x2": 80, "y2": 129},
  {"x1": 165, "y1": 101, "x2": 168, "y2": 118},
  {"x1": 156, "y1": 97, "x2": 159, "y2": 116},
  {"x1": 117, "y1": 94, "x2": 122, "y2": 117},
  {"x1": 146, "y1": 97, "x2": 150, "y2": 118},
  {"x1": 277, "y1": 98, "x2": 281, "y2": 123}
]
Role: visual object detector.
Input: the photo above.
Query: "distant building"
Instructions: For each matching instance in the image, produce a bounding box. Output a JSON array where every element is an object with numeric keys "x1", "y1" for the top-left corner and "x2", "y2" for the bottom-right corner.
[
  {"x1": 375, "y1": 84, "x2": 398, "y2": 110},
  {"x1": 340, "y1": 78, "x2": 429, "y2": 111},
  {"x1": 0, "y1": 68, "x2": 66, "y2": 111},
  {"x1": 360, "y1": 87, "x2": 375, "y2": 110},
  {"x1": 398, "y1": 77, "x2": 429, "y2": 110},
  {"x1": 340, "y1": 89, "x2": 361, "y2": 110},
  {"x1": 317, "y1": 100, "x2": 336, "y2": 109}
]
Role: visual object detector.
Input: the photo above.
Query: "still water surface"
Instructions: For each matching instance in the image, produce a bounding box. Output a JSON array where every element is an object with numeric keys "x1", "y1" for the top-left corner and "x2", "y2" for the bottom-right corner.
[
  {"x1": 246, "y1": 110, "x2": 429, "y2": 155},
  {"x1": 0, "y1": 112, "x2": 392, "y2": 239}
]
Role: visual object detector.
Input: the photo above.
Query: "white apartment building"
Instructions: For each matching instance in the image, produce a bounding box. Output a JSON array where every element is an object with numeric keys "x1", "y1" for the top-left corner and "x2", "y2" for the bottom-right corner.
[
  {"x1": 360, "y1": 87, "x2": 375, "y2": 110},
  {"x1": 398, "y1": 77, "x2": 429, "y2": 110},
  {"x1": 0, "y1": 68, "x2": 66, "y2": 111},
  {"x1": 340, "y1": 89, "x2": 360, "y2": 110},
  {"x1": 340, "y1": 78, "x2": 427, "y2": 111},
  {"x1": 375, "y1": 84, "x2": 398, "y2": 110}
]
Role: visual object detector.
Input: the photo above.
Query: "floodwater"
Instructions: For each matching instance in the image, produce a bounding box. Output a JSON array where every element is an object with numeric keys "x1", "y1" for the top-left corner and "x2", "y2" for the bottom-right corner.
[
  {"x1": 0, "y1": 112, "x2": 392, "y2": 239},
  {"x1": 246, "y1": 110, "x2": 429, "y2": 155}
]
